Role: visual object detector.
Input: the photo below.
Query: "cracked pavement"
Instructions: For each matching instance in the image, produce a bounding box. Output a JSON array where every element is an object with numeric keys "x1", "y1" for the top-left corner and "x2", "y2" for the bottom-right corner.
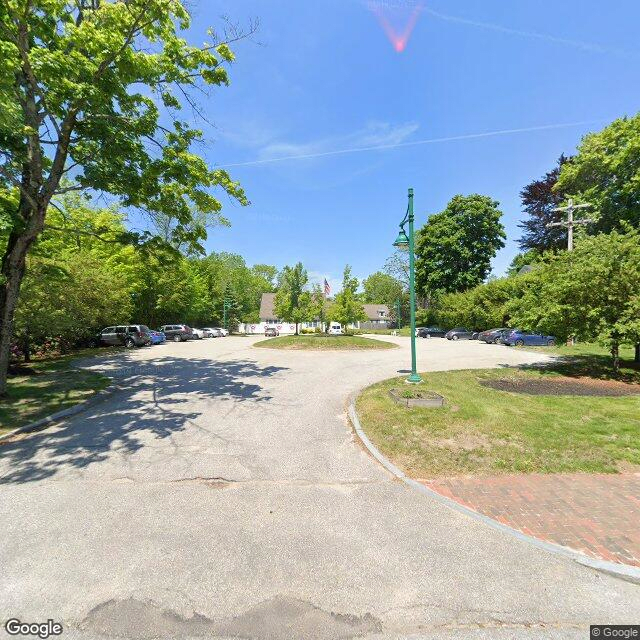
[{"x1": 0, "y1": 335, "x2": 638, "y2": 639}]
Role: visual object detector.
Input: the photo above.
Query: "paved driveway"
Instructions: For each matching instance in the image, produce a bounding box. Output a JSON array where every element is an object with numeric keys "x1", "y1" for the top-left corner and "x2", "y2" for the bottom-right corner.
[{"x1": 0, "y1": 336, "x2": 638, "y2": 639}]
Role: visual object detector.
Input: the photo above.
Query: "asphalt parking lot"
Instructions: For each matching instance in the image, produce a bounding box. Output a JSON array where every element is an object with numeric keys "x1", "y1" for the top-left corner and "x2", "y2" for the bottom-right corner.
[{"x1": 0, "y1": 335, "x2": 638, "y2": 639}]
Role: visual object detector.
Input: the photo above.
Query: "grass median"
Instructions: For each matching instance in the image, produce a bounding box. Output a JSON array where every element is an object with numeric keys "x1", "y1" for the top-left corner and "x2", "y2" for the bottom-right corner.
[
  {"x1": 356, "y1": 355, "x2": 640, "y2": 478},
  {"x1": 0, "y1": 349, "x2": 113, "y2": 434},
  {"x1": 254, "y1": 334, "x2": 396, "y2": 350}
]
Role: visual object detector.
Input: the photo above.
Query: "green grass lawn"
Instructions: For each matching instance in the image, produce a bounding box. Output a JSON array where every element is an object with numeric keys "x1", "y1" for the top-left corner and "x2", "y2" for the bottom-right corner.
[
  {"x1": 254, "y1": 334, "x2": 396, "y2": 350},
  {"x1": 356, "y1": 365, "x2": 640, "y2": 478},
  {"x1": 0, "y1": 349, "x2": 113, "y2": 434}
]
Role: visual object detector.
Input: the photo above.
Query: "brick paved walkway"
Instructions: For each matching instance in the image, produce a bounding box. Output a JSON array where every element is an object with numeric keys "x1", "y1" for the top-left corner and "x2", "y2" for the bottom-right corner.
[{"x1": 423, "y1": 473, "x2": 640, "y2": 567}]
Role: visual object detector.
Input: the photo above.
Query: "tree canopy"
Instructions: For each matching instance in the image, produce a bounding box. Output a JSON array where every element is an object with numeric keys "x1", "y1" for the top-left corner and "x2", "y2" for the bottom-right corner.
[
  {"x1": 415, "y1": 194, "x2": 506, "y2": 297},
  {"x1": 7, "y1": 193, "x2": 276, "y2": 358},
  {"x1": 274, "y1": 262, "x2": 312, "y2": 335},
  {"x1": 0, "y1": 0, "x2": 248, "y2": 393},
  {"x1": 556, "y1": 114, "x2": 640, "y2": 234},
  {"x1": 329, "y1": 265, "x2": 366, "y2": 330},
  {"x1": 509, "y1": 227, "x2": 640, "y2": 369},
  {"x1": 517, "y1": 155, "x2": 571, "y2": 252},
  {"x1": 362, "y1": 271, "x2": 403, "y2": 304}
]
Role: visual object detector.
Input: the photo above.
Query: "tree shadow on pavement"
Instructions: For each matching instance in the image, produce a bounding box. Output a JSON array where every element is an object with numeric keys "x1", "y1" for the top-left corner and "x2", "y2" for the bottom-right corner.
[{"x1": 0, "y1": 356, "x2": 288, "y2": 485}]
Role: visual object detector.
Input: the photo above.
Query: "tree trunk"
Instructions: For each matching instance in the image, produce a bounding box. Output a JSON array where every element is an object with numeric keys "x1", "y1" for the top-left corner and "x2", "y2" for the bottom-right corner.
[
  {"x1": 0, "y1": 204, "x2": 45, "y2": 395},
  {"x1": 22, "y1": 332, "x2": 31, "y2": 363},
  {"x1": 611, "y1": 342, "x2": 620, "y2": 374},
  {"x1": 635, "y1": 343, "x2": 640, "y2": 364},
  {"x1": 0, "y1": 241, "x2": 31, "y2": 393}
]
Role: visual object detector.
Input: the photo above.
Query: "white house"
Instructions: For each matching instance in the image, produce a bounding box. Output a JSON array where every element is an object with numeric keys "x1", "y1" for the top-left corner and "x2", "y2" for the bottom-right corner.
[{"x1": 240, "y1": 293, "x2": 390, "y2": 335}]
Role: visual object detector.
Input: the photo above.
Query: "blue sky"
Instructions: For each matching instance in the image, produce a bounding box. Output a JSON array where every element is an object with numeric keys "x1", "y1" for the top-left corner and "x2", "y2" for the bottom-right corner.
[{"x1": 181, "y1": 0, "x2": 640, "y2": 290}]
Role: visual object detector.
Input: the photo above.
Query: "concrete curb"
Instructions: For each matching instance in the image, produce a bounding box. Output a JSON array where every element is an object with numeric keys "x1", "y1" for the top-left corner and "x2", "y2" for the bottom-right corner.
[
  {"x1": 348, "y1": 396, "x2": 640, "y2": 585},
  {"x1": 0, "y1": 376, "x2": 122, "y2": 443}
]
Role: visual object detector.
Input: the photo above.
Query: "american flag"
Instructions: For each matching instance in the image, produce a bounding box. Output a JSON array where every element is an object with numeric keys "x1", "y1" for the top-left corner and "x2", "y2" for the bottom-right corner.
[{"x1": 324, "y1": 278, "x2": 331, "y2": 297}]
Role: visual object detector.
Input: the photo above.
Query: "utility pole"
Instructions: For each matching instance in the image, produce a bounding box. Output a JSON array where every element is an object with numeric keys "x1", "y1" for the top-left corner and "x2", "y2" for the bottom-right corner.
[
  {"x1": 547, "y1": 198, "x2": 594, "y2": 251},
  {"x1": 547, "y1": 199, "x2": 594, "y2": 347}
]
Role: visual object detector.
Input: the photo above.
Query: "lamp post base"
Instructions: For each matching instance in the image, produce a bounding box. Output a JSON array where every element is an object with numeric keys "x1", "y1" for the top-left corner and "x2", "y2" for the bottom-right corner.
[{"x1": 406, "y1": 373, "x2": 423, "y2": 384}]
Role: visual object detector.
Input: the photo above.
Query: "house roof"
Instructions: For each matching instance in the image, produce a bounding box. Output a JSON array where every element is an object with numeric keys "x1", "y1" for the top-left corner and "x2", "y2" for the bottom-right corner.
[
  {"x1": 362, "y1": 304, "x2": 390, "y2": 320},
  {"x1": 259, "y1": 293, "x2": 390, "y2": 322},
  {"x1": 259, "y1": 292, "x2": 277, "y2": 320}
]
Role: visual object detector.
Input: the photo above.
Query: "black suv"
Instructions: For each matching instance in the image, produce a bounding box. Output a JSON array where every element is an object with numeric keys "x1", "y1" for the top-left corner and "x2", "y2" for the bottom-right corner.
[
  {"x1": 417, "y1": 327, "x2": 447, "y2": 338},
  {"x1": 159, "y1": 324, "x2": 193, "y2": 342},
  {"x1": 97, "y1": 325, "x2": 151, "y2": 348}
]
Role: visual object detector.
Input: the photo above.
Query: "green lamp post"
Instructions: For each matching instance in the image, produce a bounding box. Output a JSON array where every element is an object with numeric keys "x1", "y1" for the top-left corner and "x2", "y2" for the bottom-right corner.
[{"x1": 393, "y1": 188, "x2": 422, "y2": 384}]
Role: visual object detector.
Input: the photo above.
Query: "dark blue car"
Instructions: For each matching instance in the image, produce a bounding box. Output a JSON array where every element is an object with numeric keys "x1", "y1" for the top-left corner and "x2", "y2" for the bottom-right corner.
[{"x1": 503, "y1": 329, "x2": 556, "y2": 347}]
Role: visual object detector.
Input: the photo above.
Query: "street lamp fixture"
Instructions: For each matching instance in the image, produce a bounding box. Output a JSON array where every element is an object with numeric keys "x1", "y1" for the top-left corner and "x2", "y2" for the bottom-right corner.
[
  {"x1": 393, "y1": 229, "x2": 410, "y2": 249},
  {"x1": 393, "y1": 188, "x2": 422, "y2": 384}
]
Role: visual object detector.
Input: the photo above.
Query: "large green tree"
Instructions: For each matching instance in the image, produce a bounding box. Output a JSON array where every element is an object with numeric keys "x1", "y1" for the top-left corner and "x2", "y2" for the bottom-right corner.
[
  {"x1": 415, "y1": 195, "x2": 506, "y2": 298},
  {"x1": 196, "y1": 253, "x2": 276, "y2": 325},
  {"x1": 0, "y1": 0, "x2": 247, "y2": 394},
  {"x1": 362, "y1": 271, "x2": 403, "y2": 306},
  {"x1": 509, "y1": 227, "x2": 640, "y2": 370},
  {"x1": 433, "y1": 275, "x2": 531, "y2": 332},
  {"x1": 274, "y1": 262, "x2": 312, "y2": 335},
  {"x1": 329, "y1": 265, "x2": 366, "y2": 332},
  {"x1": 12, "y1": 192, "x2": 139, "y2": 355},
  {"x1": 556, "y1": 114, "x2": 640, "y2": 233},
  {"x1": 362, "y1": 270, "x2": 406, "y2": 327}
]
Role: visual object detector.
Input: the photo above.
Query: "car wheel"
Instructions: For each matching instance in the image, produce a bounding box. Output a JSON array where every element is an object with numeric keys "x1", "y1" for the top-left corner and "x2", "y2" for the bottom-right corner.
[
  {"x1": 173, "y1": 335, "x2": 181, "y2": 342},
  {"x1": 452, "y1": 335, "x2": 459, "y2": 341},
  {"x1": 547, "y1": 339, "x2": 556, "y2": 346},
  {"x1": 124, "y1": 338, "x2": 135, "y2": 349},
  {"x1": 515, "y1": 339, "x2": 524, "y2": 347}
]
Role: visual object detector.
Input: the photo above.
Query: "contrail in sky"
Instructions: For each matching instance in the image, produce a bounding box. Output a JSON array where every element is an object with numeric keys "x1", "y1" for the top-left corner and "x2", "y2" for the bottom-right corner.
[
  {"x1": 422, "y1": 7, "x2": 637, "y2": 58},
  {"x1": 220, "y1": 120, "x2": 602, "y2": 168}
]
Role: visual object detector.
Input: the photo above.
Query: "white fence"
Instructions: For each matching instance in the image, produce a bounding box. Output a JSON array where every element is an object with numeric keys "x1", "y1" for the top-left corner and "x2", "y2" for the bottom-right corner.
[{"x1": 239, "y1": 322, "x2": 299, "y2": 335}]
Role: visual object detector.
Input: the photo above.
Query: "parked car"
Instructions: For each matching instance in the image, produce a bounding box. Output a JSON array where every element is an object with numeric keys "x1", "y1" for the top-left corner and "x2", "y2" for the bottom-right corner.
[
  {"x1": 264, "y1": 326, "x2": 279, "y2": 337},
  {"x1": 149, "y1": 330, "x2": 166, "y2": 345},
  {"x1": 445, "y1": 328, "x2": 474, "y2": 341},
  {"x1": 417, "y1": 327, "x2": 447, "y2": 338},
  {"x1": 191, "y1": 328, "x2": 209, "y2": 340},
  {"x1": 215, "y1": 327, "x2": 229, "y2": 336},
  {"x1": 97, "y1": 325, "x2": 151, "y2": 348},
  {"x1": 502, "y1": 329, "x2": 557, "y2": 347},
  {"x1": 471, "y1": 331, "x2": 480, "y2": 340},
  {"x1": 159, "y1": 324, "x2": 193, "y2": 342},
  {"x1": 478, "y1": 328, "x2": 511, "y2": 344}
]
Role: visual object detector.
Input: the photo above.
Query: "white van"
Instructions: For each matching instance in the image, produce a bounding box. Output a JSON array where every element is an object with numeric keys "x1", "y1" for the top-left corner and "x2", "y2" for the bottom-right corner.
[{"x1": 327, "y1": 323, "x2": 344, "y2": 335}]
